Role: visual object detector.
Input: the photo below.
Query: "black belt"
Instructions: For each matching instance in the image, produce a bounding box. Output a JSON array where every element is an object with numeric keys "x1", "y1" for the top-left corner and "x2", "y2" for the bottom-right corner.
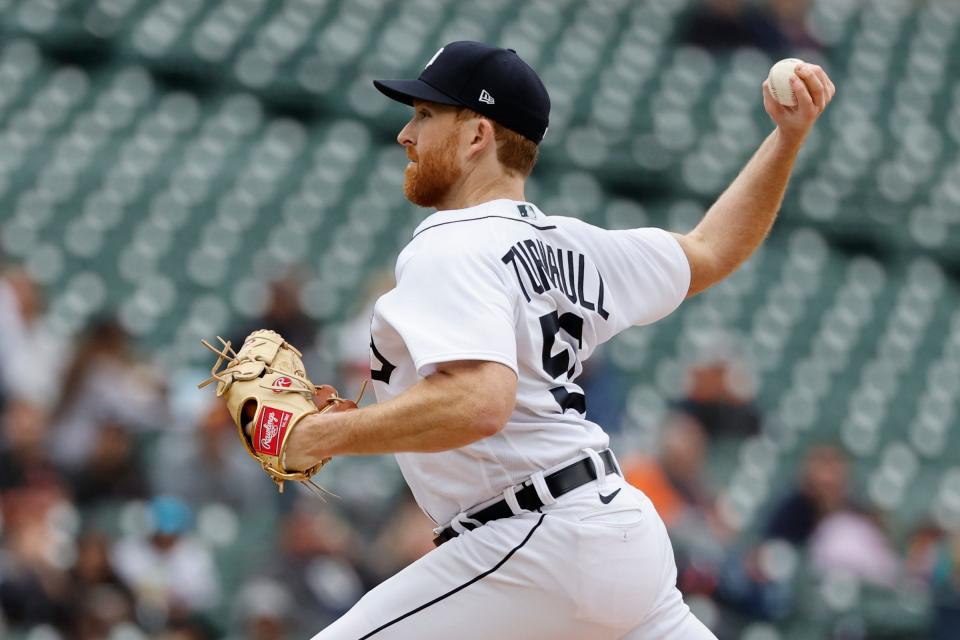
[{"x1": 433, "y1": 449, "x2": 619, "y2": 547}]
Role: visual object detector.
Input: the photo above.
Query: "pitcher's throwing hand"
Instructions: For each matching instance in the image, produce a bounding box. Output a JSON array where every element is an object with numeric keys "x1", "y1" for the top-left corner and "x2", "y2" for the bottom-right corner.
[{"x1": 763, "y1": 61, "x2": 836, "y2": 145}]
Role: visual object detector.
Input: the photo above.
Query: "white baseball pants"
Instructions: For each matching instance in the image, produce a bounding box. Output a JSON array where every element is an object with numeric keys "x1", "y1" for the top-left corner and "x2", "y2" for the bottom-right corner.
[{"x1": 312, "y1": 472, "x2": 715, "y2": 640}]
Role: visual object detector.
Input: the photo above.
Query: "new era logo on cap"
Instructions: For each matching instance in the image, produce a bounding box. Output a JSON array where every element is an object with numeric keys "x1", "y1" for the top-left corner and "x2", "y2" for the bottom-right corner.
[{"x1": 479, "y1": 89, "x2": 495, "y2": 105}]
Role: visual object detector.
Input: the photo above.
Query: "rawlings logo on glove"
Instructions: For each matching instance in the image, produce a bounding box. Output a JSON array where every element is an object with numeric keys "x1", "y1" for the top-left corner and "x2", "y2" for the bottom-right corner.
[
  {"x1": 255, "y1": 407, "x2": 290, "y2": 455},
  {"x1": 198, "y1": 329, "x2": 360, "y2": 495}
]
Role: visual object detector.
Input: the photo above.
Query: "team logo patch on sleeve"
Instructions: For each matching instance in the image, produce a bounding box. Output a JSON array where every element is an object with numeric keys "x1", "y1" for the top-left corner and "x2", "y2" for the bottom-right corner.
[{"x1": 254, "y1": 406, "x2": 292, "y2": 456}]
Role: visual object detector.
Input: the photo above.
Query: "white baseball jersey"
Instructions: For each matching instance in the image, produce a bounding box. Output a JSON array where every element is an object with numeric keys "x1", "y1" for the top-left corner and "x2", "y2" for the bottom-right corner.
[{"x1": 369, "y1": 199, "x2": 690, "y2": 526}]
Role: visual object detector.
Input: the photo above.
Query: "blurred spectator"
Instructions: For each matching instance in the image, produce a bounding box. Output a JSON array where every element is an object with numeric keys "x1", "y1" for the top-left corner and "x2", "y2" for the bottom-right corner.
[
  {"x1": 763, "y1": 444, "x2": 848, "y2": 546},
  {"x1": 926, "y1": 533, "x2": 960, "y2": 640},
  {"x1": 577, "y1": 350, "x2": 624, "y2": 434},
  {"x1": 369, "y1": 493, "x2": 435, "y2": 580},
  {"x1": 808, "y1": 509, "x2": 900, "y2": 587},
  {"x1": 0, "y1": 478, "x2": 73, "y2": 630},
  {"x1": 624, "y1": 413, "x2": 713, "y2": 528},
  {"x1": 112, "y1": 496, "x2": 222, "y2": 625},
  {"x1": 0, "y1": 398, "x2": 56, "y2": 491},
  {"x1": 152, "y1": 398, "x2": 277, "y2": 515},
  {"x1": 271, "y1": 501, "x2": 367, "y2": 633},
  {"x1": 769, "y1": 0, "x2": 820, "y2": 51},
  {"x1": 71, "y1": 421, "x2": 149, "y2": 506},
  {"x1": 678, "y1": 0, "x2": 793, "y2": 55},
  {"x1": 50, "y1": 317, "x2": 167, "y2": 470},
  {"x1": 624, "y1": 415, "x2": 729, "y2": 603},
  {"x1": 67, "y1": 531, "x2": 137, "y2": 639},
  {"x1": 233, "y1": 273, "x2": 321, "y2": 362},
  {"x1": 717, "y1": 446, "x2": 900, "y2": 623},
  {"x1": 234, "y1": 578, "x2": 294, "y2": 640},
  {"x1": 0, "y1": 267, "x2": 65, "y2": 409},
  {"x1": 902, "y1": 524, "x2": 960, "y2": 639},
  {"x1": 156, "y1": 616, "x2": 219, "y2": 640},
  {"x1": 676, "y1": 349, "x2": 762, "y2": 439},
  {"x1": 906, "y1": 522, "x2": 947, "y2": 578}
]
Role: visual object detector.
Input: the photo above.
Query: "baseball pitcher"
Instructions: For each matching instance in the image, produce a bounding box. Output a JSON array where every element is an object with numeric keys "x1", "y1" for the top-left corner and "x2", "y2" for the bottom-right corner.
[{"x1": 210, "y1": 41, "x2": 834, "y2": 639}]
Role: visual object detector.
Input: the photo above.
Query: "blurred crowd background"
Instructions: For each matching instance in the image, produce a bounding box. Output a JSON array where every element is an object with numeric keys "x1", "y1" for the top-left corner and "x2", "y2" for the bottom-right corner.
[{"x1": 1, "y1": 0, "x2": 960, "y2": 638}]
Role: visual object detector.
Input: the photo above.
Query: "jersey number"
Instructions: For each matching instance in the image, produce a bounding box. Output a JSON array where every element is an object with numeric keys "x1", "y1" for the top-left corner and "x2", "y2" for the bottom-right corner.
[{"x1": 539, "y1": 310, "x2": 586, "y2": 415}]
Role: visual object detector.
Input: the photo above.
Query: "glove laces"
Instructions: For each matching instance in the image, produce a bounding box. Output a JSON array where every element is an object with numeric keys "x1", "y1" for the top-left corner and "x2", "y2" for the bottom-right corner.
[{"x1": 197, "y1": 336, "x2": 316, "y2": 397}]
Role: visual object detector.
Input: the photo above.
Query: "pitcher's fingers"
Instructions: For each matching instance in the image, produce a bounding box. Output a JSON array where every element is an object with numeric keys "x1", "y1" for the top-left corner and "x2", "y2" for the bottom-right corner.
[
  {"x1": 797, "y1": 64, "x2": 825, "y2": 109},
  {"x1": 816, "y1": 67, "x2": 836, "y2": 101},
  {"x1": 791, "y1": 74, "x2": 815, "y2": 113}
]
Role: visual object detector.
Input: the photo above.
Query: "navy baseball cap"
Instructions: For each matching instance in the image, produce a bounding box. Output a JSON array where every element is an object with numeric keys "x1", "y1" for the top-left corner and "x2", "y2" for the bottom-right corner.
[{"x1": 373, "y1": 41, "x2": 550, "y2": 144}]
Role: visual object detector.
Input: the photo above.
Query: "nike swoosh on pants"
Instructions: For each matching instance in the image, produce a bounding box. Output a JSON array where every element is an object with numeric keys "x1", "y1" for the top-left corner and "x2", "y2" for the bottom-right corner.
[{"x1": 598, "y1": 488, "x2": 621, "y2": 504}]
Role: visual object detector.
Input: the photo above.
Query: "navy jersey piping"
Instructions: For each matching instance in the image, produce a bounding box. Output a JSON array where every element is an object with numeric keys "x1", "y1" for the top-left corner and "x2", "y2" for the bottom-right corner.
[
  {"x1": 356, "y1": 514, "x2": 547, "y2": 639},
  {"x1": 411, "y1": 215, "x2": 557, "y2": 240}
]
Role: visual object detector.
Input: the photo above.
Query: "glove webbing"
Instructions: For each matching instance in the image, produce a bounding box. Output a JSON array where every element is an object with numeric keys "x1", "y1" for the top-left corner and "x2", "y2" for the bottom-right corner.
[{"x1": 198, "y1": 336, "x2": 316, "y2": 397}]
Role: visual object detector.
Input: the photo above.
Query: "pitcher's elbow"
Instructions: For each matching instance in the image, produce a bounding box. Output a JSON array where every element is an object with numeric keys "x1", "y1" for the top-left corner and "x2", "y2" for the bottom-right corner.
[{"x1": 472, "y1": 414, "x2": 507, "y2": 439}]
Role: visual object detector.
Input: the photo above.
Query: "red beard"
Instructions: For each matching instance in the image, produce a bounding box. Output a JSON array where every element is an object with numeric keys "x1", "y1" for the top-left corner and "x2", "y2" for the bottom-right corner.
[{"x1": 403, "y1": 131, "x2": 462, "y2": 208}]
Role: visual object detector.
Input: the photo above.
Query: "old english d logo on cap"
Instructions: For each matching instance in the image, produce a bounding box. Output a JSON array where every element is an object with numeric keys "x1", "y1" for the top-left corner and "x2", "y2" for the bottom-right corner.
[{"x1": 425, "y1": 47, "x2": 443, "y2": 69}]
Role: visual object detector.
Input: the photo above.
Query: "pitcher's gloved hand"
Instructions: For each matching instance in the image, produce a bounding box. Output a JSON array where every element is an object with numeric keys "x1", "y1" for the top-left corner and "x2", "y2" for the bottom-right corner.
[{"x1": 199, "y1": 330, "x2": 358, "y2": 493}]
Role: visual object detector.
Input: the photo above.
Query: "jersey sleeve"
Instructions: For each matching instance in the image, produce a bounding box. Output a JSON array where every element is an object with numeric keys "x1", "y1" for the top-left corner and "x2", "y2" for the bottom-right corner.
[
  {"x1": 591, "y1": 226, "x2": 690, "y2": 332},
  {"x1": 388, "y1": 243, "x2": 518, "y2": 377}
]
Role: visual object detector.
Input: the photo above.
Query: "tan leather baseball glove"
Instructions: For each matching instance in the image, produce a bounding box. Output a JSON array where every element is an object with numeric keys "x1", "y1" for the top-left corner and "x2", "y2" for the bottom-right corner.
[{"x1": 198, "y1": 329, "x2": 357, "y2": 494}]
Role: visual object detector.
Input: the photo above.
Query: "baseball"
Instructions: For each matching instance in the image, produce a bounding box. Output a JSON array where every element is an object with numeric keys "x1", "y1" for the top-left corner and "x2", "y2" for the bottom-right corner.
[{"x1": 768, "y1": 58, "x2": 805, "y2": 107}]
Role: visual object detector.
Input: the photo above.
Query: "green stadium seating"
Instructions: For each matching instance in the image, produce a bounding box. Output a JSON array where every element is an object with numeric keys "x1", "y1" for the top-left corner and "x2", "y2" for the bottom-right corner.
[{"x1": 1, "y1": 1, "x2": 959, "y2": 636}]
